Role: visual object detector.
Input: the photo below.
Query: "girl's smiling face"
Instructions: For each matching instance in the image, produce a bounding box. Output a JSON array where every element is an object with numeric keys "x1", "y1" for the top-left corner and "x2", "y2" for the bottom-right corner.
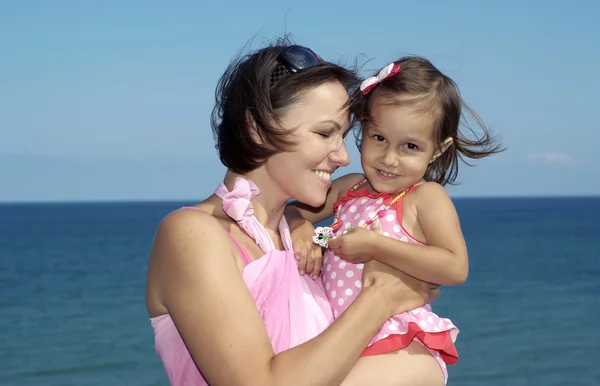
[{"x1": 360, "y1": 103, "x2": 443, "y2": 194}]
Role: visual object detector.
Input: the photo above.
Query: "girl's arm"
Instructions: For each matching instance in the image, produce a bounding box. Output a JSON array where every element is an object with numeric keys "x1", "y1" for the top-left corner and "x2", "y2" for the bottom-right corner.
[
  {"x1": 371, "y1": 182, "x2": 468, "y2": 285},
  {"x1": 290, "y1": 173, "x2": 364, "y2": 224},
  {"x1": 150, "y1": 208, "x2": 412, "y2": 386},
  {"x1": 285, "y1": 174, "x2": 364, "y2": 278},
  {"x1": 330, "y1": 182, "x2": 469, "y2": 286}
]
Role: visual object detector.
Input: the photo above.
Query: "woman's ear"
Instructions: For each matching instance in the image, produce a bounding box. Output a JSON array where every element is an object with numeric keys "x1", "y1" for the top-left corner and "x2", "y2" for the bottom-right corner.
[{"x1": 430, "y1": 137, "x2": 453, "y2": 164}]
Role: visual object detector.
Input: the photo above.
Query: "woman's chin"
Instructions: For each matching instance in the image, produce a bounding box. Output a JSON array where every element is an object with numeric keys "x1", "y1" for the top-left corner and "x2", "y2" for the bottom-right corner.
[{"x1": 298, "y1": 191, "x2": 327, "y2": 210}]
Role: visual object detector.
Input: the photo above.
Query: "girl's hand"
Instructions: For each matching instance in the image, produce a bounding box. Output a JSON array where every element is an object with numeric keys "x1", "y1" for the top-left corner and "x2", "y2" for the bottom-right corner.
[
  {"x1": 286, "y1": 205, "x2": 324, "y2": 279},
  {"x1": 292, "y1": 236, "x2": 323, "y2": 279},
  {"x1": 328, "y1": 218, "x2": 383, "y2": 263}
]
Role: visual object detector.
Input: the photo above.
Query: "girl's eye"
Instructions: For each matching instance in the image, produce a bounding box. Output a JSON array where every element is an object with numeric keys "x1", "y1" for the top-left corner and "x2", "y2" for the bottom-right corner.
[
  {"x1": 372, "y1": 135, "x2": 386, "y2": 143},
  {"x1": 405, "y1": 143, "x2": 418, "y2": 150}
]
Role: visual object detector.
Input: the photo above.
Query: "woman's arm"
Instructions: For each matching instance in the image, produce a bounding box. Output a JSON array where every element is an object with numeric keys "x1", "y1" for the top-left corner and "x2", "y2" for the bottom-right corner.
[
  {"x1": 290, "y1": 173, "x2": 364, "y2": 224},
  {"x1": 151, "y1": 209, "x2": 421, "y2": 386},
  {"x1": 328, "y1": 182, "x2": 469, "y2": 286}
]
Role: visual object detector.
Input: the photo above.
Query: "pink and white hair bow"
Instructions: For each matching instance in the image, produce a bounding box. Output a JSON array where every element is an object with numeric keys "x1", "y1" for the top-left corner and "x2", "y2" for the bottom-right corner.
[{"x1": 360, "y1": 63, "x2": 401, "y2": 95}]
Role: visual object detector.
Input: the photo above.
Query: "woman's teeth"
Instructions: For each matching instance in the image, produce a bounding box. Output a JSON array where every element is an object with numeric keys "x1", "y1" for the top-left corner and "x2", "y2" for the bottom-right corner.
[{"x1": 313, "y1": 170, "x2": 331, "y2": 181}]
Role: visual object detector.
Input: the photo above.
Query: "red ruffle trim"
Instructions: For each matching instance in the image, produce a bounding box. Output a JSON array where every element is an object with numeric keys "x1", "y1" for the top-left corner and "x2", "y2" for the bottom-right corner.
[
  {"x1": 332, "y1": 186, "x2": 397, "y2": 214},
  {"x1": 332, "y1": 185, "x2": 426, "y2": 244},
  {"x1": 360, "y1": 322, "x2": 459, "y2": 365}
]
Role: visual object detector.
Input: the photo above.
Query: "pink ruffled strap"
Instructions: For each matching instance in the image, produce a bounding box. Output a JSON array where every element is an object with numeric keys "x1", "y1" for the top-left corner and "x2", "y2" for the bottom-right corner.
[{"x1": 215, "y1": 177, "x2": 292, "y2": 253}]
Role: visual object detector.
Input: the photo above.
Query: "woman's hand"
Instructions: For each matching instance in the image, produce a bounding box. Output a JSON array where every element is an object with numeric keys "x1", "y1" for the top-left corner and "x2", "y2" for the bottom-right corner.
[{"x1": 362, "y1": 259, "x2": 440, "y2": 316}]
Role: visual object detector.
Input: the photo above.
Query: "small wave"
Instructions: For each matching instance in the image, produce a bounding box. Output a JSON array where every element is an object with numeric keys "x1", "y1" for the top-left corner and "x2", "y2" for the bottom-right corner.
[{"x1": 7, "y1": 360, "x2": 137, "y2": 378}]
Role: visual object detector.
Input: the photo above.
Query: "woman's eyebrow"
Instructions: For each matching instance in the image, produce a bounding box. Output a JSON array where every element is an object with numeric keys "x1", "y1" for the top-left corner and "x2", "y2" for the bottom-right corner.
[{"x1": 317, "y1": 119, "x2": 342, "y2": 130}]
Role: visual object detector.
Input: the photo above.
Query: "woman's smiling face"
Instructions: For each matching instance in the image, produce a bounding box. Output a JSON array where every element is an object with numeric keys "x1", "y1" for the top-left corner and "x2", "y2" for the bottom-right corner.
[{"x1": 265, "y1": 81, "x2": 352, "y2": 207}]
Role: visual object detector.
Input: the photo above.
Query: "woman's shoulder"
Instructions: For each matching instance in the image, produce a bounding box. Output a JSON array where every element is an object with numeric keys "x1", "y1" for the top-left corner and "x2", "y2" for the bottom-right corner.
[
  {"x1": 159, "y1": 195, "x2": 228, "y2": 233},
  {"x1": 162, "y1": 205, "x2": 220, "y2": 232},
  {"x1": 146, "y1": 204, "x2": 238, "y2": 317},
  {"x1": 150, "y1": 204, "x2": 238, "y2": 276}
]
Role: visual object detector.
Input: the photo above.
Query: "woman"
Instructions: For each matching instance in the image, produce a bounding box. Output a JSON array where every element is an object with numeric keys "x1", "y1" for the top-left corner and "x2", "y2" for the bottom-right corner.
[{"x1": 145, "y1": 39, "x2": 440, "y2": 386}]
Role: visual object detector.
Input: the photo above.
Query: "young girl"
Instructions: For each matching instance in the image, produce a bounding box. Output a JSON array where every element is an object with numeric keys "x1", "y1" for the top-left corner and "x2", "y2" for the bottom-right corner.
[{"x1": 291, "y1": 56, "x2": 503, "y2": 385}]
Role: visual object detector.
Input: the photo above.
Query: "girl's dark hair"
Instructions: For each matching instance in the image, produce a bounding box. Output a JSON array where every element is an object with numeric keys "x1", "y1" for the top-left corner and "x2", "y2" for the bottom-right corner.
[
  {"x1": 352, "y1": 56, "x2": 505, "y2": 185},
  {"x1": 211, "y1": 37, "x2": 359, "y2": 174}
]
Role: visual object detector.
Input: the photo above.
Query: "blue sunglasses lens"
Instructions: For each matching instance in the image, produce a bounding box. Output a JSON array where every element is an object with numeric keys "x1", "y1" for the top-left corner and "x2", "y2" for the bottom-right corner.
[
  {"x1": 278, "y1": 46, "x2": 322, "y2": 73},
  {"x1": 270, "y1": 46, "x2": 323, "y2": 87}
]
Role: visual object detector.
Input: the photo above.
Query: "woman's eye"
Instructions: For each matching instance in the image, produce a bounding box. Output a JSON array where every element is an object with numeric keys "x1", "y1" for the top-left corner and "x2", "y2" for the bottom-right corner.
[{"x1": 317, "y1": 132, "x2": 331, "y2": 138}]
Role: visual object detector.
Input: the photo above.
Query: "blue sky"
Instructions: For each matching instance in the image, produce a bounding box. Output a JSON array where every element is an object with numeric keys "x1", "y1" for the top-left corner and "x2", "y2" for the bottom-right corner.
[{"x1": 1, "y1": 0, "x2": 599, "y2": 202}]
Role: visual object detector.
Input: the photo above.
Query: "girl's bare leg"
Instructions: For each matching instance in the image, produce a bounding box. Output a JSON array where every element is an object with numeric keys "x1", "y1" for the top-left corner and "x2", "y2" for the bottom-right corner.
[{"x1": 340, "y1": 341, "x2": 445, "y2": 386}]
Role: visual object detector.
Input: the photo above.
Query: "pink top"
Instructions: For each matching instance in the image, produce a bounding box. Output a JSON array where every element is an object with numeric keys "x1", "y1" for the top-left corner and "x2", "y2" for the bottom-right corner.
[
  {"x1": 150, "y1": 177, "x2": 334, "y2": 386},
  {"x1": 322, "y1": 180, "x2": 459, "y2": 369}
]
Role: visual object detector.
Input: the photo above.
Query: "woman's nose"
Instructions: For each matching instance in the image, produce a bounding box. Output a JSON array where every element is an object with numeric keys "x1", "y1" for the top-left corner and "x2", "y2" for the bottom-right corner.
[{"x1": 331, "y1": 140, "x2": 350, "y2": 167}]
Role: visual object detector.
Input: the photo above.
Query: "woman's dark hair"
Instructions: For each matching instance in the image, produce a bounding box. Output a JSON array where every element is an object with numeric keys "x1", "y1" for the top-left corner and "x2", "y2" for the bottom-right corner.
[
  {"x1": 211, "y1": 37, "x2": 359, "y2": 174},
  {"x1": 352, "y1": 56, "x2": 505, "y2": 185}
]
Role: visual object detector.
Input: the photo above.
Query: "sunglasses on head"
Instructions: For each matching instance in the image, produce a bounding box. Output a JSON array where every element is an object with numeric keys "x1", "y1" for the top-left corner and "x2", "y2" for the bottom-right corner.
[{"x1": 270, "y1": 45, "x2": 323, "y2": 87}]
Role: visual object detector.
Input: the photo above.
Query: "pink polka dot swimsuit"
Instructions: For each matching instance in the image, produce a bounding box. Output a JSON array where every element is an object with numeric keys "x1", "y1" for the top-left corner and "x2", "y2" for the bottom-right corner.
[{"x1": 322, "y1": 179, "x2": 460, "y2": 383}]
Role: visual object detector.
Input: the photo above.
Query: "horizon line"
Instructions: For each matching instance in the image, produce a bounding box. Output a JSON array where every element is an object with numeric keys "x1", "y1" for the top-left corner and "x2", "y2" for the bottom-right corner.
[{"x1": 1, "y1": 193, "x2": 599, "y2": 205}]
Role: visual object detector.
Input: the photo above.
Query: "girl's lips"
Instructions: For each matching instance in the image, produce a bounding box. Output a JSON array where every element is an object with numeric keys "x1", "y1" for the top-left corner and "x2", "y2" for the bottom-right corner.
[{"x1": 376, "y1": 169, "x2": 398, "y2": 181}]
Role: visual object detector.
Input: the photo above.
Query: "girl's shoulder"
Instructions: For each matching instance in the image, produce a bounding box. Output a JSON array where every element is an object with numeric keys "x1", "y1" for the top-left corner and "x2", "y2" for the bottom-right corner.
[
  {"x1": 409, "y1": 181, "x2": 450, "y2": 202},
  {"x1": 406, "y1": 181, "x2": 456, "y2": 220},
  {"x1": 331, "y1": 173, "x2": 366, "y2": 199}
]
